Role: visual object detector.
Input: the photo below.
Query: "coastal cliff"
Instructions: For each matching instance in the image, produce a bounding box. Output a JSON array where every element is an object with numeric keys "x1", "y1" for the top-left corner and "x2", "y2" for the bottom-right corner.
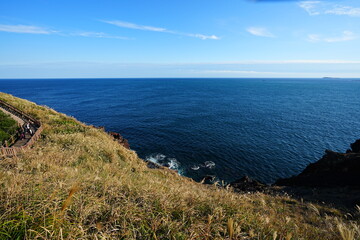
[
  {"x1": 276, "y1": 140, "x2": 360, "y2": 187},
  {"x1": 0, "y1": 92, "x2": 359, "y2": 239},
  {"x1": 230, "y1": 140, "x2": 360, "y2": 210}
]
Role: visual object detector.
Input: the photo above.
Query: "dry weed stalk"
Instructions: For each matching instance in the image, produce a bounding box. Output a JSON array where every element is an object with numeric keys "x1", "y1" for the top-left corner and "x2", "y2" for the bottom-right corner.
[
  {"x1": 227, "y1": 218, "x2": 234, "y2": 239},
  {"x1": 61, "y1": 183, "x2": 80, "y2": 212}
]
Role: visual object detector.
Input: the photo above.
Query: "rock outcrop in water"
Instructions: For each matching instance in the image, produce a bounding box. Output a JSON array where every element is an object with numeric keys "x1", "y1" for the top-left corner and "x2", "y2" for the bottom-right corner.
[
  {"x1": 348, "y1": 139, "x2": 360, "y2": 153},
  {"x1": 230, "y1": 139, "x2": 360, "y2": 209},
  {"x1": 276, "y1": 139, "x2": 360, "y2": 187}
]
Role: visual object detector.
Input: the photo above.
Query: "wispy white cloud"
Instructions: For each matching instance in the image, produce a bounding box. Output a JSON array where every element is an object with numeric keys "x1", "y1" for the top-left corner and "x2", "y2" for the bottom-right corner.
[
  {"x1": 0, "y1": 23, "x2": 132, "y2": 40},
  {"x1": 186, "y1": 33, "x2": 219, "y2": 40},
  {"x1": 246, "y1": 27, "x2": 275, "y2": 38},
  {"x1": 307, "y1": 31, "x2": 357, "y2": 43},
  {"x1": 101, "y1": 20, "x2": 166, "y2": 32},
  {"x1": 307, "y1": 34, "x2": 321, "y2": 42},
  {"x1": 102, "y1": 20, "x2": 220, "y2": 40},
  {"x1": 325, "y1": 6, "x2": 360, "y2": 17},
  {"x1": 0, "y1": 21, "x2": 219, "y2": 40},
  {"x1": 298, "y1": 1, "x2": 321, "y2": 16},
  {"x1": 0, "y1": 24, "x2": 56, "y2": 34},
  {"x1": 299, "y1": 1, "x2": 360, "y2": 17},
  {"x1": 74, "y1": 31, "x2": 131, "y2": 40}
]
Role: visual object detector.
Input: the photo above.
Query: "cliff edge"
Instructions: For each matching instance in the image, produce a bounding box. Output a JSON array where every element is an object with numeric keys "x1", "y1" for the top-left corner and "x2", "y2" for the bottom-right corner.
[{"x1": 276, "y1": 140, "x2": 360, "y2": 187}]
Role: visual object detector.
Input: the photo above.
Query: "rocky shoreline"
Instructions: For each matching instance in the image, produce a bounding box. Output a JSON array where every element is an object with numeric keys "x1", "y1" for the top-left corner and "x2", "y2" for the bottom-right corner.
[
  {"x1": 100, "y1": 125, "x2": 360, "y2": 210},
  {"x1": 230, "y1": 139, "x2": 360, "y2": 210},
  {"x1": 276, "y1": 139, "x2": 360, "y2": 187}
]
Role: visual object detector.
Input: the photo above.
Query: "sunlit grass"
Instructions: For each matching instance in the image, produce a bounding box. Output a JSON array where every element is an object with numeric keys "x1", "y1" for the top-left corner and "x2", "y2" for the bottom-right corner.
[{"x1": 0, "y1": 92, "x2": 359, "y2": 239}]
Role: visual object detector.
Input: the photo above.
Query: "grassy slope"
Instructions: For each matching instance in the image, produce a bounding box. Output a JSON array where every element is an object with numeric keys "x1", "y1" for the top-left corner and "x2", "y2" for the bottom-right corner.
[
  {"x1": 0, "y1": 92, "x2": 359, "y2": 240},
  {"x1": 0, "y1": 110, "x2": 18, "y2": 145}
]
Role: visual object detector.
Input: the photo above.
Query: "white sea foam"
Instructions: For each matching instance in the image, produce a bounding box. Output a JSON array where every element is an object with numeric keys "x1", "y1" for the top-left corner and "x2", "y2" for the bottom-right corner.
[
  {"x1": 145, "y1": 154, "x2": 183, "y2": 175},
  {"x1": 168, "y1": 158, "x2": 180, "y2": 170},
  {"x1": 204, "y1": 161, "x2": 216, "y2": 169},
  {"x1": 191, "y1": 165, "x2": 200, "y2": 170},
  {"x1": 145, "y1": 156, "x2": 157, "y2": 164},
  {"x1": 156, "y1": 154, "x2": 166, "y2": 160},
  {"x1": 145, "y1": 153, "x2": 166, "y2": 164}
]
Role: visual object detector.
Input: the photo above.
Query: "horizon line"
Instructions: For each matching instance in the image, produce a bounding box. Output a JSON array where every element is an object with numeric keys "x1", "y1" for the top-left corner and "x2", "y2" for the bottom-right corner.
[{"x1": 1, "y1": 77, "x2": 359, "y2": 80}]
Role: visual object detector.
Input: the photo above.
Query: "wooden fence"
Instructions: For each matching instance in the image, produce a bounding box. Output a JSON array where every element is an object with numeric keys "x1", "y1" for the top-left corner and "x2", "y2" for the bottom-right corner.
[{"x1": 0, "y1": 99, "x2": 43, "y2": 157}]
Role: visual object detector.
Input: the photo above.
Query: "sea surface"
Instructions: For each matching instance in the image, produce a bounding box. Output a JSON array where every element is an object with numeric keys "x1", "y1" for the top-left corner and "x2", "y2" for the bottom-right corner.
[{"x1": 1, "y1": 78, "x2": 360, "y2": 183}]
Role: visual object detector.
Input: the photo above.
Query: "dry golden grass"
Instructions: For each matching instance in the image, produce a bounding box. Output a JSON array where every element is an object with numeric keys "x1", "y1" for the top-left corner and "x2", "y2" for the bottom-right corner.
[{"x1": 0, "y1": 92, "x2": 359, "y2": 239}]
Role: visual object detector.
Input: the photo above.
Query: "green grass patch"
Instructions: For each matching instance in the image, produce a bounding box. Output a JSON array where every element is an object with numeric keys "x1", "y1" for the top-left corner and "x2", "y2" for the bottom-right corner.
[{"x1": 0, "y1": 110, "x2": 19, "y2": 145}]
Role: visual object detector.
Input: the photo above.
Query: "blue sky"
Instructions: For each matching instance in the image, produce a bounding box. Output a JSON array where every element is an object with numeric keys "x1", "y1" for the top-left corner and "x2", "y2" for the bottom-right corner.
[{"x1": 0, "y1": 0, "x2": 359, "y2": 78}]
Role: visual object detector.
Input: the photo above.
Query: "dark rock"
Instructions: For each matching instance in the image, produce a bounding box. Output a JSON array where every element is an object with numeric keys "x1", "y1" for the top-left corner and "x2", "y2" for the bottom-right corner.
[
  {"x1": 109, "y1": 132, "x2": 122, "y2": 140},
  {"x1": 201, "y1": 175, "x2": 216, "y2": 184},
  {"x1": 146, "y1": 161, "x2": 162, "y2": 169},
  {"x1": 271, "y1": 139, "x2": 360, "y2": 210},
  {"x1": 91, "y1": 125, "x2": 105, "y2": 131},
  {"x1": 108, "y1": 131, "x2": 130, "y2": 149},
  {"x1": 280, "y1": 186, "x2": 360, "y2": 210},
  {"x1": 276, "y1": 139, "x2": 360, "y2": 187},
  {"x1": 230, "y1": 176, "x2": 269, "y2": 193},
  {"x1": 350, "y1": 139, "x2": 360, "y2": 153}
]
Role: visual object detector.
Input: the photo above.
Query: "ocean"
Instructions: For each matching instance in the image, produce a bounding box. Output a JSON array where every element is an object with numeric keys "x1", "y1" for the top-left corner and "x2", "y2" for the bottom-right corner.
[{"x1": 1, "y1": 78, "x2": 360, "y2": 183}]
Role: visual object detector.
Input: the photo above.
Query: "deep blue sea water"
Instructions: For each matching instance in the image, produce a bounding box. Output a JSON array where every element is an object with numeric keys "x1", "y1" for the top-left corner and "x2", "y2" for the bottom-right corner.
[{"x1": 1, "y1": 78, "x2": 360, "y2": 183}]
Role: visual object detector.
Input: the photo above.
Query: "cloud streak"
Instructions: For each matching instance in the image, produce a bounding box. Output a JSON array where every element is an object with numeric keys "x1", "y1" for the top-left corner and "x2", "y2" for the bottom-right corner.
[
  {"x1": 307, "y1": 31, "x2": 357, "y2": 43},
  {"x1": 0, "y1": 24, "x2": 56, "y2": 34},
  {"x1": 102, "y1": 20, "x2": 220, "y2": 40},
  {"x1": 246, "y1": 27, "x2": 275, "y2": 38},
  {"x1": 73, "y1": 31, "x2": 131, "y2": 40},
  {"x1": 1, "y1": 21, "x2": 219, "y2": 41},
  {"x1": 298, "y1": 1, "x2": 321, "y2": 16},
  {"x1": 325, "y1": 6, "x2": 360, "y2": 17},
  {"x1": 299, "y1": 1, "x2": 360, "y2": 17},
  {"x1": 0, "y1": 23, "x2": 131, "y2": 40},
  {"x1": 102, "y1": 20, "x2": 166, "y2": 32}
]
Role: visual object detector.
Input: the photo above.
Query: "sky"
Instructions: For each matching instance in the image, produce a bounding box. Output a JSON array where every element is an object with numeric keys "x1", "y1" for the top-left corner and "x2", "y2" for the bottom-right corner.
[{"x1": 0, "y1": 0, "x2": 360, "y2": 78}]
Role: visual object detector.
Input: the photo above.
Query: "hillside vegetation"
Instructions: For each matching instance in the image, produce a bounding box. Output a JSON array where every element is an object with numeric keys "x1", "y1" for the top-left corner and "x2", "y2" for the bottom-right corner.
[
  {"x1": 0, "y1": 92, "x2": 359, "y2": 239},
  {"x1": 0, "y1": 110, "x2": 18, "y2": 145}
]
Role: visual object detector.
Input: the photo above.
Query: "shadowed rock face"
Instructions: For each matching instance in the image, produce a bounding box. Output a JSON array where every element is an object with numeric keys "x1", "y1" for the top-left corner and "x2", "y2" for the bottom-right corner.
[
  {"x1": 230, "y1": 176, "x2": 268, "y2": 192},
  {"x1": 350, "y1": 139, "x2": 360, "y2": 153},
  {"x1": 230, "y1": 139, "x2": 360, "y2": 210},
  {"x1": 146, "y1": 161, "x2": 163, "y2": 169},
  {"x1": 109, "y1": 132, "x2": 130, "y2": 149},
  {"x1": 276, "y1": 139, "x2": 360, "y2": 187}
]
